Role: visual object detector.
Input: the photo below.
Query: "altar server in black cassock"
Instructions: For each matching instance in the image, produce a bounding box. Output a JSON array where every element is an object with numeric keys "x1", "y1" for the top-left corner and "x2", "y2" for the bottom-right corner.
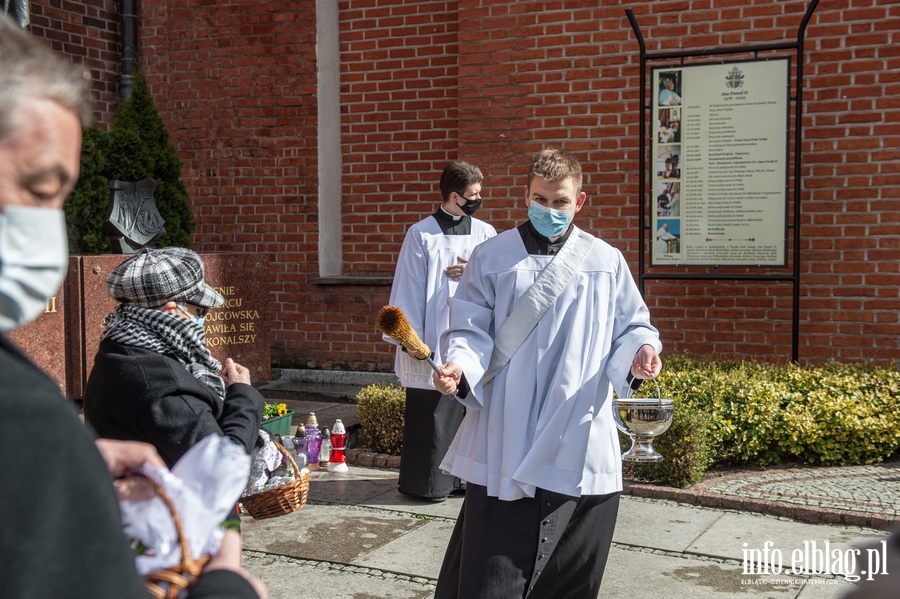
[{"x1": 386, "y1": 161, "x2": 496, "y2": 500}]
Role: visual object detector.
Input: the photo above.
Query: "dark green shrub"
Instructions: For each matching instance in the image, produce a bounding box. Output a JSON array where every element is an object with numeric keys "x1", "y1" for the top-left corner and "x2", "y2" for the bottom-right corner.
[
  {"x1": 66, "y1": 126, "x2": 110, "y2": 253},
  {"x1": 106, "y1": 74, "x2": 193, "y2": 248},
  {"x1": 356, "y1": 383, "x2": 405, "y2": 455}
]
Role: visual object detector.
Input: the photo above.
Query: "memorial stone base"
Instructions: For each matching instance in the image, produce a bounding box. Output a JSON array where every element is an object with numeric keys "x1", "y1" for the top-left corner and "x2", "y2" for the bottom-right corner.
[{"x1": 8, "y1": 253, "x2": 270, "y2": 400}]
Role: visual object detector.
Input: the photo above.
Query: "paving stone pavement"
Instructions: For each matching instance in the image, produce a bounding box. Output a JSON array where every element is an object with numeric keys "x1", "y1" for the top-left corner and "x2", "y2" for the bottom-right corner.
[
  {"x1": 241, "y1": 465, "x2": 893, "y2": 599},
  {"x1": 245, "y1": 380, "x2": 900, "y2": 598},
  {"x1": 625, "y1": 462, "x2": 900, "y2": 531},
  {"x1": 700, "y1": 465, "x2": 900, "y2": 516}
]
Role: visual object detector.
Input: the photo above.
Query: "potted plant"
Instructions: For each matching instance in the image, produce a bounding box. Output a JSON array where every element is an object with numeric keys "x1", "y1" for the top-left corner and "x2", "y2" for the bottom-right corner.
[{"x1": 260, "y1": 402, "x2": 293, "y2": 436}]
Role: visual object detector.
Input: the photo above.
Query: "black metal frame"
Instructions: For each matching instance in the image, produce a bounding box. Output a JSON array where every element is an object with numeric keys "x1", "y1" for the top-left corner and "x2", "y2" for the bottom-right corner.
[{"x1": 626, "y1": 1, "x2": 820, "y2": 363}]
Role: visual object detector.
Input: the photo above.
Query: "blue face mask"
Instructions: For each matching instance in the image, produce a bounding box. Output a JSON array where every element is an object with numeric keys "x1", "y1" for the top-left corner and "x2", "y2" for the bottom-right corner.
[
  {"x1": 528, "y1": 201, "x2": 572, "y2": 238},
  {"x1": 176, "y1": 303, "x2": 206, "y2": 330}
]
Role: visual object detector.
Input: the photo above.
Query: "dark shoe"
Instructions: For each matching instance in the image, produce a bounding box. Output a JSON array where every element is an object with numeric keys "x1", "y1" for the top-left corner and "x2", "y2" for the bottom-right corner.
[{"x1": 450, "y1": 483, "x2": 466, "y2": 495}]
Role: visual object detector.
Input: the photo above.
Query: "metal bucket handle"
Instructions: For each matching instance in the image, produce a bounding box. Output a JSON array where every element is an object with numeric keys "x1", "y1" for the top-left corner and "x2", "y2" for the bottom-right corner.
[{"x1": 625, "y1": 377, "x2": 663, "y2": 407}]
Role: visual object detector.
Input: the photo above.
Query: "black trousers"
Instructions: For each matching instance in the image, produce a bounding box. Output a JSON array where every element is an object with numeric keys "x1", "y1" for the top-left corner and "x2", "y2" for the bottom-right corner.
[
  {"x1": 435, "y1": 483, "x2": 620, "y2": 599},
  {"x1": 398, "y1": 388, "x2": 465, "y2": 499}
]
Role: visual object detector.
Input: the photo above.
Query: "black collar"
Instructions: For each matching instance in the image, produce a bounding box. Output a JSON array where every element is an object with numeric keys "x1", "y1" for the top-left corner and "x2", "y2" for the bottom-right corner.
[
  {"x1": 517, "y1": 221, "x2": 574, "y2": 256},
  {"x1": 432, "y1": 208, "x2": 472, "y2": 235}
]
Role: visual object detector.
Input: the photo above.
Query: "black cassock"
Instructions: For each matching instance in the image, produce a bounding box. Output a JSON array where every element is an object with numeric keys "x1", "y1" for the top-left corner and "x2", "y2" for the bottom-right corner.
[
  {"x1": 436, "y1": 483, "x2": 620, "y2": 599},
  {"x1": 398, "y1": 387, "x2": 465, "y2": 499}
]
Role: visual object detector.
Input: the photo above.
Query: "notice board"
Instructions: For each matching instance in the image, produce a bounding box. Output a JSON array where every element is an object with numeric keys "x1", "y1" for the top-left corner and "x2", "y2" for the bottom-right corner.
[{"x1": 651, "y1": 58, "x2": 790, "y2": 267}]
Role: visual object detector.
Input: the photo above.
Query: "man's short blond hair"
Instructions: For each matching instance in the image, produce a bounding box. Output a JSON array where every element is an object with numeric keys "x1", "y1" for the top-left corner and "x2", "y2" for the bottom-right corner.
[
  {"x1": 0, "y1": 15, "x2": 93, "y2": 141},
  {"x1": 527, "y1": 148, "x2": 583, "y2": 194}
]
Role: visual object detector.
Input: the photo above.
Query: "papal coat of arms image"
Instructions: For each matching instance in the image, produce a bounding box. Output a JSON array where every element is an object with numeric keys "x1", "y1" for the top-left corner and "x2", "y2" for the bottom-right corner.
[{"x1": 726, "y1": 66, "x2": 745, "y2": 89}]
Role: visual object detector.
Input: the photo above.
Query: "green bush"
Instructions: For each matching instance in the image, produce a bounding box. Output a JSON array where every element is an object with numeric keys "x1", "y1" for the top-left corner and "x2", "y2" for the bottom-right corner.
[
  {"x1": 620, "y1": 355, "x2": 900, "y2": 488},
  {"x1": 623, "y1": 397, "x2": 717, "y2": 488},
  {"x1": 65, "y1": 126, "x2": 110, "y2": 253},
  {"x1": 356, "y1": 383, "x2": 406, "y2": 455},
  {"x1": 65, "y1": 72, "x2": 194, "y2": 253}
]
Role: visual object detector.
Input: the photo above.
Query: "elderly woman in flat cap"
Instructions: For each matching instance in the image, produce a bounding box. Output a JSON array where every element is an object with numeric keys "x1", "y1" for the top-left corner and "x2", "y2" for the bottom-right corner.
[{"x1": 83, "y1": 247, "x2": 264, "y2": 470}]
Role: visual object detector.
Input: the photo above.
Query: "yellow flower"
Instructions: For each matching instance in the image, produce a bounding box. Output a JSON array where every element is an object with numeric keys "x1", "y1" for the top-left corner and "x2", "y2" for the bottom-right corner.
[{"x1": 263, "y1": 402, "x2": 289, "y2": 420}]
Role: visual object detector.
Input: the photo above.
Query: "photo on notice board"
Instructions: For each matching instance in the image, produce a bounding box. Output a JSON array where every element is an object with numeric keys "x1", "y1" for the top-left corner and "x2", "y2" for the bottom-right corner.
[
  {"x1": 656, "y1": 182, "x2": 680, "y2": 218},
  {"x1": 657, "y1": 107, "x2": 681, "y2": 143},
  {"x1": 657, "y1": 71, "x2": 682, "y2": 107},
  {"x1": 657, "y1": 145, "x2": 681, "y2": 179},
  {"x1": 655, "y1": 219, "x2": 681, "y2": 255}
]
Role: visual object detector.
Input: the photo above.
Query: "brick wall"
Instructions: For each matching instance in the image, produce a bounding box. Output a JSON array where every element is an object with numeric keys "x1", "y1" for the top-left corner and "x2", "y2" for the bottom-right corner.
[
  {"x1": 134, "y1": 0, "x2": 336, "y2": 368},
  {"x1": 29, "y1": 0, "x2": 121, "y2": 126},
  {"x1": 436, "y1": 0, "x2": 900, "y2": 366},
  {"x1": 31, "y1": 0, "x2": 900, "y2": 370},
  {"x1": 340, "y1": 0, "x2": 461, "y2": 275}
]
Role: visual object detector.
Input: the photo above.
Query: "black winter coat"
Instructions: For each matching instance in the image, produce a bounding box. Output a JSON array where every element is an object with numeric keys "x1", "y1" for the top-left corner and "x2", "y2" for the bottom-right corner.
[
  {"x1": 0, "y1": 334, "x2": 259, "y2": 599},
  {"x1": 83, "y1": 339, "x2": 264, "y2": 468}
]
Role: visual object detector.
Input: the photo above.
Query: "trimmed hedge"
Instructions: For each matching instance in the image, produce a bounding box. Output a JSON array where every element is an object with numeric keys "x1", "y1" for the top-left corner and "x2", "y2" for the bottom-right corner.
[
  {"x1": 355, "y1": 358, "x2": 900, "y2": 487},
  {"x1": 356, "y1": 383, "x2": 405, "y2": 455},
  {"x1": 626, "y1": 355, "x2": 900, "y2": 487}
]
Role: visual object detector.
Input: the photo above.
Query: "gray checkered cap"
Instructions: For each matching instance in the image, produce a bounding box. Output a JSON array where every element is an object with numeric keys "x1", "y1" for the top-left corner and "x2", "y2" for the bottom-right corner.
[{"x1": 107, "y1": 247, "x2": 225, "y2": 309}]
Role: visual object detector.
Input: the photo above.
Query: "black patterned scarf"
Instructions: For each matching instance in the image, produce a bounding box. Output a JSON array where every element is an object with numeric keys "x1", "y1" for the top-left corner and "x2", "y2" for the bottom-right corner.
[{"x1": 101, "y1": 305, "x2": 226, "y2": 400}]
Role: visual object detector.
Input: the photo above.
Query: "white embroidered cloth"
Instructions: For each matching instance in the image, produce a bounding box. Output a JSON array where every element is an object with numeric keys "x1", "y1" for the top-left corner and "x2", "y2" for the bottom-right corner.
[
  {"x1": 118, "y1": 434, "x2": 251, "y2": 576},
  {"x1": 243, "y1": 429, "x2": 285, "y2": 496}
]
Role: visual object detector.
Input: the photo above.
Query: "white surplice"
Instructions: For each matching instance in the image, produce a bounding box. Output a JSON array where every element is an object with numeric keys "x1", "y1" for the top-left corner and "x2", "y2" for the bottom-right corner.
[
  {"x1": 387, "y1": 213, "x2": 496, "y2": 390},
  {"x1": 439, "y1": 227, "x2": 661, "y2": 501}
]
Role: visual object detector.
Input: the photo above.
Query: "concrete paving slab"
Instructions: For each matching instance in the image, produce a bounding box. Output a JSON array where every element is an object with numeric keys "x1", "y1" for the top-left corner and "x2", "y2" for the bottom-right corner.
[
  {"x1": 277, "y1": 381, "x2": 366, "y2": 399},
  {"x1": 351, "y1": 519, "x2": 455, "y2": 579},
  {"x1": 602, "y1": 546, "x2": 804, "y2": 598},
  {"x1": 796, "y1": 578, "x2": 857, "y2": 598},
  {"x1": 243, "y1": 555, "x2": 435, "y2": 599},
  {"x1": 241, "y1": 504, "x2": 425, "y2": 563},
  {"x1": 311, "y1": 465, "x2": 398, "y2": 480},
  {"x1": 270, "y1": 368, "x2": 396, "y2": 388},
  {"x1": 309, "y1": 476, "x2": 401, "y2": 505},
  {"x1": 361, "y1": 488, "x2": 465, "y2": 519},
  {"x1": 615, "y1": 497, "x2": 725, "y2": 552},
  {"x1": 687, "y1": 511, "x2": 888, "y2": 566},
  {"x1": 304, "y1": 465, "x2": 400, "y2": 505}
]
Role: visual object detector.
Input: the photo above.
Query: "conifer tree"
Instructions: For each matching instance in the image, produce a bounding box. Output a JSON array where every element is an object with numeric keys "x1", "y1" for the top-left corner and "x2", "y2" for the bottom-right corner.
[
  {"x1": 64, "y1": 72, "x2": 194, "y2": 252},
  {"x1": 65, "y1": 126, "x2": 110, "y2": 253}
]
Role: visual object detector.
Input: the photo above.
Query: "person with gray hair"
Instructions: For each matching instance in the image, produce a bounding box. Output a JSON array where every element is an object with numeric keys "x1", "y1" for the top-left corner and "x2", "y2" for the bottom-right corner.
[
  {"x1": 659, "y1": 78, "x2": 681, "y2": 106},
  {"x1": 0, "y1": 16, "x2": 265, "y2": 599}
]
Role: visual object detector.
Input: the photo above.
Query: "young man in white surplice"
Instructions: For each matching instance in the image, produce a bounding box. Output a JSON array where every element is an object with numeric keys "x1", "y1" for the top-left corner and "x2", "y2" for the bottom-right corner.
[{"x1": 432, "y1": 149, "x2": 662, "y2": 599}]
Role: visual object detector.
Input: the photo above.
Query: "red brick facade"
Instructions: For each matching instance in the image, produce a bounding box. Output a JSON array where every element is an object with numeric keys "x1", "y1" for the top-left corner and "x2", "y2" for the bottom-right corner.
[
  {"x1": 29, "y1": 0, "x2": 121, "y2": 125},
  {"x1": 29, "y1": 0, "x2": 900, "y2": 370}
]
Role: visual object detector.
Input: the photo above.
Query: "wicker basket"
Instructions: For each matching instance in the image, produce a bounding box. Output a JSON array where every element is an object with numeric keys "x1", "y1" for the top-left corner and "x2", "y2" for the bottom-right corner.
[
  {"x1": 241, "y1": 441, "x2": 310, "y2": 520},
  {"x1": 138, "y1": 475, "x2": 211, "y2": 599}
]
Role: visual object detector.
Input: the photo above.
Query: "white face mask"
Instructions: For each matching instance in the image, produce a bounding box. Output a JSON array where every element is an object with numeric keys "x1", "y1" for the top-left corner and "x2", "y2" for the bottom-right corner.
[{"x1": 0, "y1": 206, "x2": 69, "y2": 332}]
